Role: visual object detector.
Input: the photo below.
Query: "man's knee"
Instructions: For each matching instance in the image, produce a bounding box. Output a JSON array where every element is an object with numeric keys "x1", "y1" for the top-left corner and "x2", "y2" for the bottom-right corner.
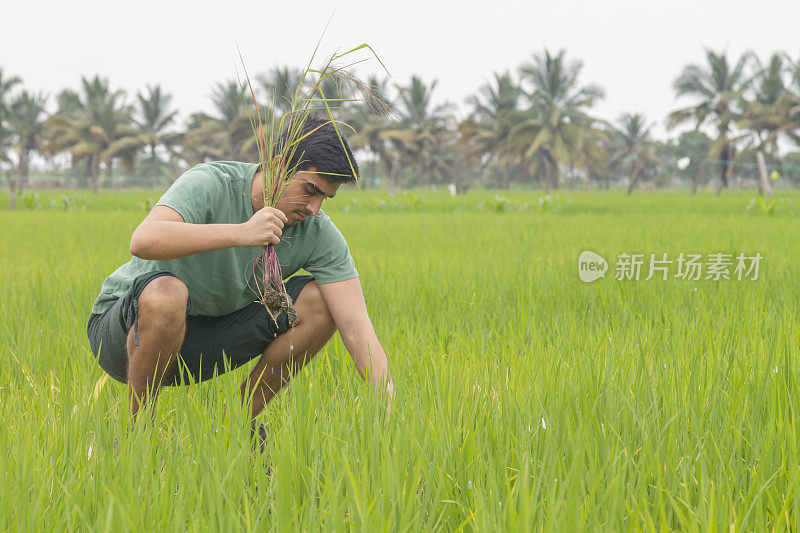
[
  {"x1": 297, "y1": 281, "x2": 335, "y2": 332},
  {"x1": 137, "y1": 275, "x2": 189, "y2": 329}
]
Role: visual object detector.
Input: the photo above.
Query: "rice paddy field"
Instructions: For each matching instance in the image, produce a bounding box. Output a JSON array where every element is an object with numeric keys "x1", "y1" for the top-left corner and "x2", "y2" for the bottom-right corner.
[{"x1": 1, "y1": 187, "x2": 799, "y2": 531}]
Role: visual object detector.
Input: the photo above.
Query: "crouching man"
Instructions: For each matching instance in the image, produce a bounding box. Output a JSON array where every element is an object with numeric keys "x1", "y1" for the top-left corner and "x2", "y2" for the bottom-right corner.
[{"x1": 86, "y1": 118, "x2": 394, "y2": 443}]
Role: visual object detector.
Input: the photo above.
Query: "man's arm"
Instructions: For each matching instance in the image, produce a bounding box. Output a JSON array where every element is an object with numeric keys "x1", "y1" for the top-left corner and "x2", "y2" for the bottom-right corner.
[
  {"x1": 318, "y1": 277, "x2": 395, "y2": 408},
  {"x1": 129, "y1": 205, "x2": 287, "y2": 260}
]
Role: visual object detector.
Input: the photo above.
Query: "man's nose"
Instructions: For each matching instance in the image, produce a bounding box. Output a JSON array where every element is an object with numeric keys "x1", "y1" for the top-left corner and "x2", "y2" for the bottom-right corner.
[{"x1": 308, "y1": 197, "x2": 323, "y2": 215}]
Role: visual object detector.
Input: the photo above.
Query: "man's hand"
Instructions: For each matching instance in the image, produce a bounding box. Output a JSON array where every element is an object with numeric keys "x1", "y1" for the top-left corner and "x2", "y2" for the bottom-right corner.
[
  {"x1": 318, "y1": 278, "x2": 395, "y2": 415},
  {"x1": 238, "y1": 207, "x2": 288, "y2": 247},
  {"x1": 130, "y1": 205, "x2": 288, "y2": 261}
]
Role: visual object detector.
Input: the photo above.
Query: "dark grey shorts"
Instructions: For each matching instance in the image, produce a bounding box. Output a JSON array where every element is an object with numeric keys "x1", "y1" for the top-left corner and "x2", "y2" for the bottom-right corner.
[{"x1": 86, "y1": 270, "x2": 314, "y2": 385}]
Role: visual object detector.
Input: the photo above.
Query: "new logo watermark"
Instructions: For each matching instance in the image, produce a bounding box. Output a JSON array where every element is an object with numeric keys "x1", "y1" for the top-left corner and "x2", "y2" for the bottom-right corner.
[
  {"x1": 578, "y1": 251, "x2": 608, "y2": 282},
  {"x1": 578, "y1": 251, "x2": 762, "y2": 282}
]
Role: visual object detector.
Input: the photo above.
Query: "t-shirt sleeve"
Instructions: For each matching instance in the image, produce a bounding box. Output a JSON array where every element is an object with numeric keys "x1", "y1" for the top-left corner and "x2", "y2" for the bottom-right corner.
[
  {"x1": 155, "y1": 165, "x2": 226, "y2": 224},
  {"x1": 305, "y1": 215, "x2": 358, "y2": 284}
]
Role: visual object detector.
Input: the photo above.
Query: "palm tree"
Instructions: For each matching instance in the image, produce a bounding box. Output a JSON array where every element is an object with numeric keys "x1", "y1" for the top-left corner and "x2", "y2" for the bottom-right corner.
[
  {"x1": 180, "y1": 112, "x2": 224, "y2": 165},
  {"x1": 55, "y1": 89, "x2": 81, "y2": 116},
  {"x1": 258, "y1": 66, "x2": 304, "y2": 117},
  {"x1": 745, "y1": 52, "x2": 800, "y2": 149},
  {"x1": 467, "y1": 71, "x2": 522, "y2": 123},
  {"x1": 134, "y1": 84, "x2": 179, "y2": 182},
  {"x1": 395, "y1": 75, "x2": 452, "y2": 130},
  {"x1": 738, "y1": 53, "x2": 787, "y2": 151},
  {"x1": 611, "y1": 113, "x2": 663, "y2": 195},
  {"x1": 735, "y1": 53, "x2": 792, "y2": 194},
  {"x1": 47, "y1": 89, "x2": 84, "y2": 181},
  {"x1": 780, "y1": 50, "x2": 800, "y2": 147},
  {"x1": 7, "y1": 91, "x2": 48, "y2": 190},
  {"x1": 179, "y1": 80, "x2": 264, "y2": 166},
  {"x1": 0, "y1": 68, "x2": 22, "y2": 203},
  {"x1": 581, "y1": 123, "x2": 615, "y2": 190},
  {"x1": 459, "y1": 71, "x2": 523, "y2": 188},
  {"x1": 0, "y1": 68, "x2": 21, "y2": 126},
  {"x1": 44, "y1": 76, "x2": 146, "y2": 192},
  {"x1": 754, "y1": 53, "x2": 786, "y2": 107},
  {"x1": 388, "y1": 75, "x2": 455, "y2": 187},
  {"x1": 511, "y1": 48, "x2": 605, "y2": 193},
  {"x1": 347, "y1": 75, "x2": 396, "y2": 187},
  {"x1": 210, "y1": 79, "x2": 247, "y2": 123},
  {"x1": 667, "y1": 48, "x2": 756, "y2": 194}
]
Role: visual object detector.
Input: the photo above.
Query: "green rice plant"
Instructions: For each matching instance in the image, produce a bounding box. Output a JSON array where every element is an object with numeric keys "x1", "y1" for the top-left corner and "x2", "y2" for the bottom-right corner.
[
  {"x1": 477, "y1": 194, "x2": 516, "y2": 212},
  {"x1": 20, "y1": 191, "x2": 40, "y2": 209},
  {"x1": 745, "y1": 196, "x2": 798, "y2": 216},
  {"x1": 236, "y1": 36, "x2": 389, "y2": 325}
]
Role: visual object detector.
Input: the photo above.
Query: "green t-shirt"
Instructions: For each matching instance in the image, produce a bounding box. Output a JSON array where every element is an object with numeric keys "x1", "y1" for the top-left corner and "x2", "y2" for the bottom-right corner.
[{"x1": 91, "y1": 161, "x2": 358, "y2": 317}]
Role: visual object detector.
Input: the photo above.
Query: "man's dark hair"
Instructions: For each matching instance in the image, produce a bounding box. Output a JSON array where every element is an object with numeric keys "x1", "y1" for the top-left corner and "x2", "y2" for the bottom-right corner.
[{"x1": 277, "y1": 115, "x2": 359, "y2": 184}]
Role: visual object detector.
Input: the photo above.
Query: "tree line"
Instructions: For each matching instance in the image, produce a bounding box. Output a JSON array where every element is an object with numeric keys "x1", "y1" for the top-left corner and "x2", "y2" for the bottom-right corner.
[{"x1": 1, "y1": 47, "x2": 799, "y2": 205}]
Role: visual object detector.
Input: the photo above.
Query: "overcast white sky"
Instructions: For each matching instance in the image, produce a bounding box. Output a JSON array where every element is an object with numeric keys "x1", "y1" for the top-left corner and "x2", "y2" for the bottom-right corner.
[{"x1": 2, "y1": 0, "x2": 798, "y2": 139}]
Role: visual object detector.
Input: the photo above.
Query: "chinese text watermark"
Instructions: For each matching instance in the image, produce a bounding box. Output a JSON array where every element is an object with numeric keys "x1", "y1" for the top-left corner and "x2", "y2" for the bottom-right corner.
[{"x1": 578, "y1": 251, "x2": 762, "y2": 282}]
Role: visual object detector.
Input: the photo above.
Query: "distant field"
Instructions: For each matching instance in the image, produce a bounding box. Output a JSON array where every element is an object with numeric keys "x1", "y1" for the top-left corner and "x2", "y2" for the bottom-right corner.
[{"x1": 1, "y1": 188, "x2": 799, "y2": 530}]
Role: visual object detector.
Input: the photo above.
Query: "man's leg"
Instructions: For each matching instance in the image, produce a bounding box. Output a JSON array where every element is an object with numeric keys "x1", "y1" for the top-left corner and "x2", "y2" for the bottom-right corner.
[
  {"x1": 241, "y1": 280, "x2": 336, "y2": 417},
  {"x1": 127, "y1": 276, "x2": 189, "y2": 419}
]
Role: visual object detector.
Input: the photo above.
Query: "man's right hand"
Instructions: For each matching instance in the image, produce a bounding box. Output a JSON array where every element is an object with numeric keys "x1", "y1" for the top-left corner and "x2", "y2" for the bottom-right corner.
[
  {"x1": 130, "y1": 205, "x2": 290, "y2": 261},
  {"x1": 238, "y1": 207, "x2": 288, "y2": 247}
]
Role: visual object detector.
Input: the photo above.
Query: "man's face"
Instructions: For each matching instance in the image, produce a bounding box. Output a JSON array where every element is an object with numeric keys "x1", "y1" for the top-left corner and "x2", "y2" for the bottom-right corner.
[{"x1": 275, "y1": 167, "x2": 340, "y2": 226}]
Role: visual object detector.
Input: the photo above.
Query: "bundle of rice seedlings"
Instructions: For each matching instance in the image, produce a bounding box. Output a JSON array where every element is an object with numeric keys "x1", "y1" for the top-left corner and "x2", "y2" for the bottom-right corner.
[{"x1": 238, "y1": 38, "x2": 390, "y2": 327}]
